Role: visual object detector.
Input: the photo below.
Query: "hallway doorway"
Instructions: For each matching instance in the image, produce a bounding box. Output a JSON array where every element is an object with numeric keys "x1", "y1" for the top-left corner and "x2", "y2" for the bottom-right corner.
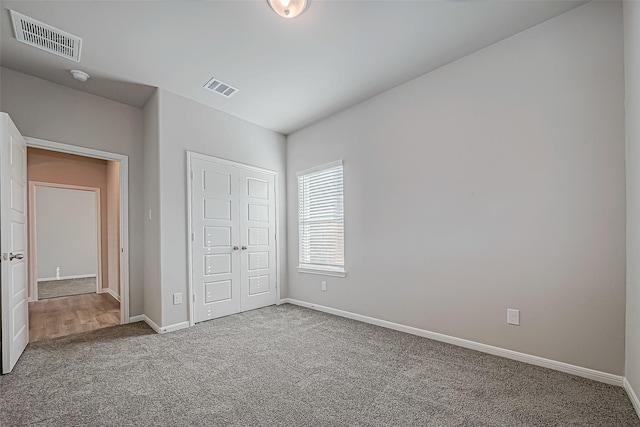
[{"x1": 25, "y1": 142, "x2": 128, "y2": 341}]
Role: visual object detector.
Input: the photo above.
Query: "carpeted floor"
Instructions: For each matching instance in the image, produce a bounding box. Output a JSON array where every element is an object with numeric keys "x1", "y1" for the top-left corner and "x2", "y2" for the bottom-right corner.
[
  {"x1": 1, "y1": 304, "x2": 638, "y2": 426},
  {"x1": 38, "y1": 277, "x2": 96, "y2": 299}
]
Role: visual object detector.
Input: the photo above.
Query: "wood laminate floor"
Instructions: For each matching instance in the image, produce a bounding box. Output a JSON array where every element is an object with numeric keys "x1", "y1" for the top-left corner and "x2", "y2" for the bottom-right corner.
[{"x1": 29, "y1": 293, "x2": 120, "y2": 342}]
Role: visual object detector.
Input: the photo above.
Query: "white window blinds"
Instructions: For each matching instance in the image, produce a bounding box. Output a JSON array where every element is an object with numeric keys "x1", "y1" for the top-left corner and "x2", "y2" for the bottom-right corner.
[{"x1": 297, "y1": 161, "x2": 345, "y2": 276}]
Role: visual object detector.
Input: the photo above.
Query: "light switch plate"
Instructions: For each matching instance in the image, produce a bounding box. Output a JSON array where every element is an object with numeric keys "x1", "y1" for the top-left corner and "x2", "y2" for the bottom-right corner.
[
  {"x1": 173, "y1": 293, "x2": 183, "y2": 305},
  {"x1": 507, "y1": 308, "x2": 520, "y2": 325}
]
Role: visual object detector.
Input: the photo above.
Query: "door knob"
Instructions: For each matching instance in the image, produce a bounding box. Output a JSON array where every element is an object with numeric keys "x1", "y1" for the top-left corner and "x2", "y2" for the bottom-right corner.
[
  {"x1": 9, "y1": 253, "x2": 24, "y2": 261},
  {"x1": 232, "y1": 246, "x2": 239, "y2": 251},
  {"x1": 241, "y1": 246, "x2": 247, "y2": 250}
]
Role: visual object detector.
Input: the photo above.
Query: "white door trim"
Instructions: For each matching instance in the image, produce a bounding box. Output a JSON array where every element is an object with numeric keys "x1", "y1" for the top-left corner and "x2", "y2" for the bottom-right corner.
[
  {"x1": 25, "y1": 137, "x2": 130, "y2": 324},
  {"x1": 186, "y1": 151, "x2": 281, "y2": 327},
  {"x1": 28, "y1": 182, "x2": 102, "y2": 301}
]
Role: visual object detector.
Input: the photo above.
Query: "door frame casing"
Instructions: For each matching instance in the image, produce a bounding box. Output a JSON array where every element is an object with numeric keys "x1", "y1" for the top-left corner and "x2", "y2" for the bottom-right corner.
[
  {"x1": 29, "y1": 183, "x2": 102, "y2": 301},
  {"x1": 25, "y1": 137, "x2": 130, "y2": 324},
  {"x1": 186, "y1": 151, "x2": 281, "y2": 327}
]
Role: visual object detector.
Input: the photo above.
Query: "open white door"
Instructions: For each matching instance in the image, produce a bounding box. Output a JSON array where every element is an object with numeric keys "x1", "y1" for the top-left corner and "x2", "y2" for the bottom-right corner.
[{"x1": 1, "y1": 113, "x2": 28, "y2": 374}]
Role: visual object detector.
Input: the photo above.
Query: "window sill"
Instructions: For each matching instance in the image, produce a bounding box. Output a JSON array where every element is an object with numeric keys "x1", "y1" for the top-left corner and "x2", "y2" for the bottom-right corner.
[{"x1": 297, "y1": 266, "x2": 347, "y2": 278}]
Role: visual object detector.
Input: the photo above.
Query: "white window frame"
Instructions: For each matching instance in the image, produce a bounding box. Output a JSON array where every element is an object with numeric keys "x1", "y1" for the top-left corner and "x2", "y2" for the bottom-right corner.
[{"x1": 297, "y1": 160, "x2": 346, "y2": 278}]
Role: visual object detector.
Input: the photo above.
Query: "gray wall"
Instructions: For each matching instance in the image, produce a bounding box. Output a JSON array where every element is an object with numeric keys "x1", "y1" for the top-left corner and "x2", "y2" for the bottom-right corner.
[
  {"x1": 35, "y1": 187, "x2": 97, "y2": 280},
  {"x1": 286, "y1": 2, "x2": 626, "y2": 375},
  {"x1": 143, "y1": 90, "x2": 162, "y2": 325},
  {"x1": 0, "y1": 67, "x2": 145, "y2": 316},
  {"x1": 625, "y1": 0, "x2": 640, "y2": 403},
  {"x1": 156, "y1": 90, "x2": 287, "y2": 327}
]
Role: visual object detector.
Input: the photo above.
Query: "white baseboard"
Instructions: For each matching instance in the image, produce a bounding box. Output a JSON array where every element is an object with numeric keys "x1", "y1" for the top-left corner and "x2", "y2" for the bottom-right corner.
[
  {"x1": 142, "y1": 315, "x2": 162, "y2": 334},
  {"x1": 99, "y1": 287, "x2": 120, "y2": 302},
  {"x1": 129, "y1": 314, "x2": 145, "y2": 323},
  {"x1": 38, "y1": 274, "x2": 97, "y2": 282},
  {"x1": 162, "y1": 321, "x2": 190, "y2": 333},
  {"x1": 130, "y1": 314, "x2": 189, "y2": 335},
  {"x1": 281, "y1": 298, "x2": 624, "y2": 387},
  {"x1": 624, "y1": 378, "x2": 640, "y2": 419}
]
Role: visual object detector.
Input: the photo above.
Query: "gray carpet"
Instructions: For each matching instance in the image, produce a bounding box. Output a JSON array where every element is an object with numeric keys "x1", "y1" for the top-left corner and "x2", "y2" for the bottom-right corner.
[
  {"x1": 1, "y1": 304, "x2": 638, "y2": 426},
  {"x1": 38, "y1": 277, "x2": 96, "y2": 299}
]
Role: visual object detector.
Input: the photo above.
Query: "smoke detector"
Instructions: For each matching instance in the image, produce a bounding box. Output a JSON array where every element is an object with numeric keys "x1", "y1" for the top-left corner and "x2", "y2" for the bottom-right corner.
[
  {"x1": 70, "y1": 70, "x2": 90, "y2": 82},
  {"x1": 10, "y1": 10, "x2": 82, "y2": 62},
  {"x1": 204, "y1": 77, "x2": 239, "y2": 98}
]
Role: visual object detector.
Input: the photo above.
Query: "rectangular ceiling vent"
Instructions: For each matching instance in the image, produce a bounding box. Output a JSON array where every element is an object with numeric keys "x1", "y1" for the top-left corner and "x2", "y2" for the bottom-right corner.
[
  {"x1": 204, "y1": 77, "x2": 239, "y2": 98},
  {"x1": 10, "y1": 10, "x2": 82, "y2": 62}
]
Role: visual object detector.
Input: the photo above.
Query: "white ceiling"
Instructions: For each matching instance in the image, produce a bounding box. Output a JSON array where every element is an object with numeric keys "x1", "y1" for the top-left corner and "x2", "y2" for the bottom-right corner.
[{"x1": 0, "y1": 0, "x2": 584, "y2": 135}]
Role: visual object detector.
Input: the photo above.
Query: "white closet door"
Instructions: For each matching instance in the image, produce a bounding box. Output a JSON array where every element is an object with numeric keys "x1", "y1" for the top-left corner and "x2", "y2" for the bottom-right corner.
[
  {"x1": 239, "y1": 169, "x2": 277, "y2": 311},
  {"x1": 191, "y1": 158, "x2": 240, "y2": 323}
]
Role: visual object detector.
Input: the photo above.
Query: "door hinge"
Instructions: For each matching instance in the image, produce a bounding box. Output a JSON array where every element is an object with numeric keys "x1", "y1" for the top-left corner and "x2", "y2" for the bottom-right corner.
[
  {"x1": 191, "y1": 233, "x2": 194, "y2": 241},
  {"x1": 190, "y1": 170, "x2": 194, "y2": 180},
  {"x1": 193, "y1": 294, "x2": 196, "y2": 303}
]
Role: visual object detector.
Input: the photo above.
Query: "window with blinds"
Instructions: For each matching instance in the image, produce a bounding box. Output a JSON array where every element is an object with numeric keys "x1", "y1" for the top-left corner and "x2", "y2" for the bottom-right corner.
[{"x1": 297, "y1": 160, "x2": 345, "y2": 277}]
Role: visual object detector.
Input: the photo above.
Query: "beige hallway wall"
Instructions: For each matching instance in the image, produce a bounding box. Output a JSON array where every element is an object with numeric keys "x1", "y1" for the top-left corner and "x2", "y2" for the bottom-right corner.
[
  {"x1": 27, "y1": 148, "x2": 119, "y2": 296},
  {"x1": 106, "y1": 161, "x2": 121, "y2": 296}
]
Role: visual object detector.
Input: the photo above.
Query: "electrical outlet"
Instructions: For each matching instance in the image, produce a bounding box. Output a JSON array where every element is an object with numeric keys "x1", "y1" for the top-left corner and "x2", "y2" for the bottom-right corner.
[
  {"x1": 507, "y1": 308, "x2": 520, "y2": 326},
  {"x1": 321, "y1": 281, "x2": 327, "y2": 291},
  {"x1": 173, "y1": 292, "x2": 183, "y2": 305}
]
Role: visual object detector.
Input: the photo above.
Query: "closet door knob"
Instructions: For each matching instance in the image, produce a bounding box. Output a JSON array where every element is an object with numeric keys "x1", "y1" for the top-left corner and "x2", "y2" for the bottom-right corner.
[
  {"x1": 232, "y1": 246, "x2": 239, "y2": 251},
  {"x1": 241, "y1": 246, "x2": 247, "y2": 250}
]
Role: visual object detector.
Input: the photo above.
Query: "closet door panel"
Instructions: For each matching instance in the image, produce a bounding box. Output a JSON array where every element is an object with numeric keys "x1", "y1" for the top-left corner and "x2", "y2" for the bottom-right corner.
[
  {"x1": 239, "y1": 170, "x2": 277, "y2": 311},
  {"x1": 191, "y1": 159, "x2": 240, "y2": 322}
]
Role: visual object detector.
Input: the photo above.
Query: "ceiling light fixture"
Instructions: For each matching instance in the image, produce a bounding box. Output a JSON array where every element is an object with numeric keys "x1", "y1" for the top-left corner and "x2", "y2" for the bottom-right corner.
[
  {"x1": 70, "y1": 70, "x2": 90, "y2": 82},
  {"x1": 266, "y1": 0, "x2": 308, "y2": 19}
]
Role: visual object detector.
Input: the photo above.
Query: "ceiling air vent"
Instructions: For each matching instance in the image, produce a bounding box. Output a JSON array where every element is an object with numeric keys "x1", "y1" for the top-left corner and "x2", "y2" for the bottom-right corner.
[
  {"x1": 10, "y1": 10, "x2": 82, "y2": 62},
  {"x1": 204, "y1": 77, "x2": 239, "y2": 98}
]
